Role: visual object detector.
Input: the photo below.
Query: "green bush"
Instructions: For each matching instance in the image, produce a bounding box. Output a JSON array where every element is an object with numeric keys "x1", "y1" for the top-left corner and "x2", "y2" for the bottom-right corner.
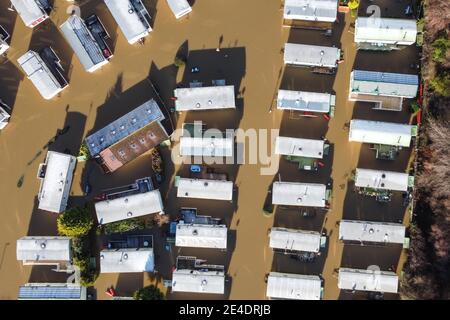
[
  {"x1": 104, "y1": 218, "x2": 146, "y2": 235},
  {"x1": 78, "y1": 143, "x2": 91, "y2": 160},
  {"x1": 410, "y1": 101, "x2": 421, "y2": 114},
  {"x1": 174, "y1": 56, "x2": 186, "y2": 67},
  {"x1": 57, "y1": 207, "x2": 94, "y2": 237},
  {"x1": 429, "y1": 72, "x2": 450, "y2": 97},
  {"x1": 133, "y1": 285, "x2": 165, "y2": 300},
  {"x1": 72, "y1": 236, "x2": 98, "y2": 287},
  {"x1": 431, "y1": 36, "x2": 450, "y2": 64}
]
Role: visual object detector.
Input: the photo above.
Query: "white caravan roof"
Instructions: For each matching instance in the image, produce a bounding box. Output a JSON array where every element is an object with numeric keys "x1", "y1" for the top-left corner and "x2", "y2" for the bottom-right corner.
[
  {"x1": 60, "y1": 15, "x2": 109, "y2": 73},
  {"x1": 104, "y1": 0, "x2": 152, "y2": 44},
  {"x1": 339, "y1": 220, "x2": 406, "y2": 244},
  {"x1": 267, "y1": 272, "x2": 321, "y2": 300},
  {"x1": 275, "y1": 136, "x2": 325, "y2": 158},
  {"x1": 37, "y1": 151, "x2": 76, "y2": 213},
  {"x1": 277, "y1": 89, "x2": 334, "y2": 112},
  {"x1": 284, "y1": 0, "x2": 338, "y2": 23},
  {"x1": 11, "y1": 0, "x2": 48, "y2": 28},
  {"x1": 175, "y1": 224, "x2": 228, "y2": 249},
  {"x1": 349, "y1": 119, "x2": 413, "y2": 147},
  {"x1": 166, "y1": 0, "x2": 192, "y2": 19},
  {"x1": 284, "y1": 43, "x2": 340, "y2": 68},
  {"x1": 270, "y1": 227, "x2": 322, "y2": 253},
  {"x1": 338, "y1": 268, "x2": 399, "y2": 293},
  {"x1": 95, "y1": 190, "x2": 164, "y2": 225},
  {"x1": 355, "y1": 168, "x2": 410, "y2": 192},
  {"x1": 177, "y1": 178, "x2": 233, "y2": 201},
  {"x1": 172, "y1": 269, "x2": 225, "y2": 294},
  {"x1": 272, "y1": 182, "x2": 326, "y2": 207},
  {"x1": 17, "y1": 237, "x2": 71, "y2": 262},
  {"x1": 355, "y1": 17, "x2": 417, "y2": 45},
  {"x1": 180, "y1": 136, "x2": 234, "y2": 157},
  {"x1": 100, "y1": 248, "x2": 154, "y2": 273},
  {"x1": 17, "y1": 51, "x2": 65, "y2": 100},
  {"x1": 174, "y1": 85, "x2": 236, "y2": 111}
]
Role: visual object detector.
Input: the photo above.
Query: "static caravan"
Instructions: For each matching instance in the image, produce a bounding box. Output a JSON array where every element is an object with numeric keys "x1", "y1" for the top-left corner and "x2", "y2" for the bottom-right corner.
[
  {"x1": 275, "y1": 137, "x2": 325, "y2": 159},
  {"x1": 282, "y1": 0, "x2": 338, "y2": 28},
  {"x1": 16, "y1": 236, "x2": 71, "y2": 266},
  {"x1": 176, "y1": 178, "x2": 234, "y2": 201},
  {"x1": 100, "y1": 248, "x2": 154, "y2": 273},
  {"x1": 175, "y1": 224, "x2": 228, "y2": 249},
  {"x1": 349, "y1": 70, "x2": 419, "y2": 111},
  {"x1": 85, "y1": 99, "x2": 169, "y2": 173},
  {"x1": 60, "y1": 15, "x2": 112, "y2": 73},
  {"x1": 338, "y1": 268, "x2": 399, "y2": 294},
  {"x1": 0, "y1": 101, "x2": 10, "y2": 130},
  {"x1": 104, "y1": 0, "x2": 152, "y2": 45},
  {"x1": 355, "y1": 17, "x2": 417, "y2": 50},
  {"x1": 0, "y1": 25, "x2": 10, "y2": 55},
  {"x1": 355, "y1": 168, "x2": 412, "y2": 192},
  {"x1": 174, "y1": 85, "x2": 236, "y2": 111},
  {"x1": 95, "y1": 189, "x2": 164, "y2": 225},
  {"x1": 180, "y1": 136, "x2": 234, "y2": 157},
  {"x1": 11, "y1": 0, "x2": 51, "y2": 28},
  {"x1": 166, "y1": 0, "x2": 192, "y2": 19},
  {"x1": 17, "y1": 49, "x2": 68, "y2": 100},
  {"x1": 37, "y1": 151, "x2": 77, "y2": 213},
  {"x1": 339, "y1": 220, "x2": 406, "y2": 245},
  {"x1": 266, "y1": 272, "x2": 322, "y2": 300},
  {"x1": 172, "y1": 269, "x2": 225, "y2": 294},
  {"x1": 269, "y1": 227, "x2": 323, "y2": 253},
  {"x1": 349, "y1": 119, "x2": 414, "y2": 148},
  {"x1": 18, "y1": 283, "x2": 87, "y2": 300},
  {"x1": 277, "y1": 90, "x2": 335, "y2": 114},
  {"x1": 284, "y1": 43, "x2": 341, "y2": 69},
  {"x1": 272, "y1": 181, "x2": 327, "y2": 208}
]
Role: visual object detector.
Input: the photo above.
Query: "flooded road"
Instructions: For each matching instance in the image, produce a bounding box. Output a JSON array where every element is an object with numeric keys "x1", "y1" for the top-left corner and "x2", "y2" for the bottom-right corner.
[{"x1": 0, "y1": 0, "x2": 418, "y2": 300}]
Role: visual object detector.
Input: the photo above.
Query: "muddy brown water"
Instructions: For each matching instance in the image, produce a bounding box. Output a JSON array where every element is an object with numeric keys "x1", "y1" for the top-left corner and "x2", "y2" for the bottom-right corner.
[{"x1": 0, "y1": 0, "x2": 419, "y2": 299}]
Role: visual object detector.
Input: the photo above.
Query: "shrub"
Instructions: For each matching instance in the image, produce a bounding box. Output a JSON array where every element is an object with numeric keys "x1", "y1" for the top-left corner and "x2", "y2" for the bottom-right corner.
[
  {"x1": 104, "y1": 218, "x2": 145, "y2": 235},
  {"x1": 133, "y1": 285, "x2": 165, "y2": 300},
  {"x1": 72, "y1": 236, "x2": 99, "y2": 287},
  {"x1": 78, "y1": 143, "x2": 91, "y2": 160},
  {"x1": 174, "y1": 56, "x2": 186, "y2": 67},
  {"x1": 429, "y1": 72, "x2": 450, "y2": 97},
  {"x1": 57, "y1": 206, "x2": 94, "y2": 237},
  {"x1": 431, "y1": 36, "x2": 450, "y2": 64}
]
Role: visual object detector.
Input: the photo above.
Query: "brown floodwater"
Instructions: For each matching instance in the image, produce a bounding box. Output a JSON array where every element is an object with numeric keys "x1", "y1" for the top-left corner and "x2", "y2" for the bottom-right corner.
[{"x1": 0, "y1": 0, "x2": 418, "y2": 300}]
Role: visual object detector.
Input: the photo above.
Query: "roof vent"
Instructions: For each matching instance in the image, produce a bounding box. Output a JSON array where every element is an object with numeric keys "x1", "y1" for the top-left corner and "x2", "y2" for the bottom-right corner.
[
  {"x1": 40, "y1": 243, "x2": 46, "y2": 249},
  {"x1": 320, "y1": 50, "x2": 324, "y2": 56},
  {"x1": 127, "y1": 212, "x2": 133, "y2": 217},
  {"x1": 297, "y1": 197, "x2": 302, "y2": 203},
  {"x1": 100, "y1": 255, "x2": 104, "y2": 259},
  {"x1": 196, "y1": 103, "x2": 201, "y2": 108},
  {"x1": 185, "y1": 192, "x2": 189, "y2": 196},
  {"x1": 123, "y1": 253, "x2": 128, "y2": 260},
  {"x1": 204, "y1": 182, "x2": 209, "y2": 187},
  {"x1": 381, "y1": 174, "x2": 386, "y2": 178},
  {"x1": 120, "y1": 125, "x2": 125, "y2": 130},
  {"x1": 381, "y1": 183, "x2": 385, "y2": 187},
  {"x1": 192, "y1": 229, "x2": 198, "y2": 236},
  {"x1": 208, "y1": 100, "x2": 213, "y2": 105},
  {"x1": 369, "y1": 228, "x2": 375, "y2": 234},
  {"x1": 125, "y1": 198, "x2": 129, "y2": 203}
]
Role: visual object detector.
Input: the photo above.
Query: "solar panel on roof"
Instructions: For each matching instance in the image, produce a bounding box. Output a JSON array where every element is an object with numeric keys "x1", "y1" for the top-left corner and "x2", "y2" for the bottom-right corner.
[
  {"x1": 85, "y1": 99, "x2": 165, "y2": 156},
  {"x1": 18, "y1": 285, "x2": 82, "y2": 299},
  {"x1": 353, "y1": 70, "x2": 419, "y2": 85}
]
